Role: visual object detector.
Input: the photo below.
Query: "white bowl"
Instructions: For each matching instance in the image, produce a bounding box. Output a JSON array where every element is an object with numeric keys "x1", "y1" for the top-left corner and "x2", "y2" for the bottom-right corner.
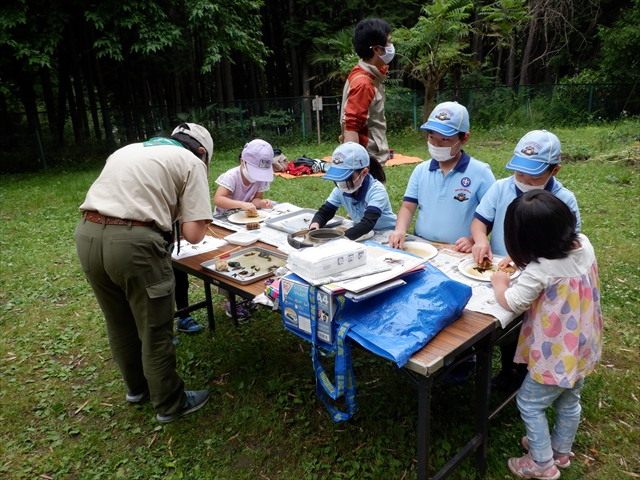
[{"x1": 224, "y1": 231, "x2": 260, "y2": 246}]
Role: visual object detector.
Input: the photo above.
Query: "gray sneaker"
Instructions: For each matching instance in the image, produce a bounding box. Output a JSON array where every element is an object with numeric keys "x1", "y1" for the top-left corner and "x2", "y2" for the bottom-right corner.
[
  {"x1": 156, "y1": 390, "x2": 210, "y2": 423},
  {"x1": 126, "y1": 390, "x2": 149, "y2": 404}
]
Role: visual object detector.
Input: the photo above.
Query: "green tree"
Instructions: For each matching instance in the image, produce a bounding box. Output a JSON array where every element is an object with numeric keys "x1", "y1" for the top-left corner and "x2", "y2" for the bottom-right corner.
[
  {"x1": 394, "y1": 0, "x2": 475, "y2": 122},
  {"x1": 307, "y1": 26, "x2": 357, "y2": 88},
  {"x1": 597, "y1": 0, "x2": 640, "y2": 83}
]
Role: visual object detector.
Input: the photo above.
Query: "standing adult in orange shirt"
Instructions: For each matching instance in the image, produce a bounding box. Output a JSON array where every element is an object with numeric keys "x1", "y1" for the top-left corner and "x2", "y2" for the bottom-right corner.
[{"x1": 340, "y1": 18, "x2": 393, "y2": 165}]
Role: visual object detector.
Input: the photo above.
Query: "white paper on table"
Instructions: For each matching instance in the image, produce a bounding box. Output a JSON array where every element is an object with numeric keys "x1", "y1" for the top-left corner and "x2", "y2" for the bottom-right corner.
[
  {"x1": 171, "y1": 237, "x2": 227, "y2": 260},
  {"x1": 331, "y1": 245, "x2": 428, "y2": 293}
]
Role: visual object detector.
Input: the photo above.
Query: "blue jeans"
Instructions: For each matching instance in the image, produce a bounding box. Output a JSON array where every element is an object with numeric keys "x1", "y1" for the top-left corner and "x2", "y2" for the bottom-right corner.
[{"x1": 516, "y1": 373, "x2": 585, "y2": 462}]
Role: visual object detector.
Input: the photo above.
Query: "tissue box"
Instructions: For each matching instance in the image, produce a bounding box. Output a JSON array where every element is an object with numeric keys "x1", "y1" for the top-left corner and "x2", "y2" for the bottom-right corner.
[
  {"x1": 280, "y1": 273, "x2": 341, "y2": 346},
  {"x1": 287, "y1": 239, "x2": 367, "y2": 280}
]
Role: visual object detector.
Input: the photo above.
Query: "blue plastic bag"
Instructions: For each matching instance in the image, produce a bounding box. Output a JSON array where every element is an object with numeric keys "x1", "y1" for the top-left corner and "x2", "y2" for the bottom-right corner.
[{"x1": 341, "y1": 263, "x2": 472, "y2": 367}]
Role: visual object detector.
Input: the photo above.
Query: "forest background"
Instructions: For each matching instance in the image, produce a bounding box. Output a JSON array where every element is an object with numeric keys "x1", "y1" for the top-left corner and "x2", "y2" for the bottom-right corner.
[{"x1": 2, "y1": 0, "x2": 640, "y2": 173}]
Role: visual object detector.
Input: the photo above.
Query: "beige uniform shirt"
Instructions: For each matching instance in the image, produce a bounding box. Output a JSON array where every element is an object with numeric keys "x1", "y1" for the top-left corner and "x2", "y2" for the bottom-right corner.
[{"x1": 80, "y1": 140, "x2": 212, "y2": 232}]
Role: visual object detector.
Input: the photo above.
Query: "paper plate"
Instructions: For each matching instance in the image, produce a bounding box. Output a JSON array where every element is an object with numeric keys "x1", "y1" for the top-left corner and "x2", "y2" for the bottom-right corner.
[
  {"x1": 227, "y1": 211, "x2": 269, "y2": 224},
  {"x1": 458, "y1": 257, "x2": 521, "y2": 282},
  {"x1": 402, "y1": 241, "x2": 438, "y2": 260}
]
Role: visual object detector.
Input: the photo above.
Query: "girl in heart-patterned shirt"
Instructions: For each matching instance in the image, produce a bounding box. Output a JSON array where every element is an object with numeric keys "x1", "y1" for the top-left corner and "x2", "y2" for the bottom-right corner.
[{"x1": 491, "y1": 190, "x2": 602, "y2": 480}]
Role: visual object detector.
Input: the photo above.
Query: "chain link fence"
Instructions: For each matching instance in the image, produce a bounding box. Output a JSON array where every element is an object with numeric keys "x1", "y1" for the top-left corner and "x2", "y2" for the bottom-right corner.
[{"x1": 4, "y1": 83, "x2": 637, "y2": 171}]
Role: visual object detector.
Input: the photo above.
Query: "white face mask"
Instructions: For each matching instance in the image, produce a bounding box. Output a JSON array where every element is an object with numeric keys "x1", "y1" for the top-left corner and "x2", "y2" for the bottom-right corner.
[
  {"x1": 428, "y1": 140, "x2": 460, "y2": 162},
  {"x1": 337, "y1": 172, "x2": 364, "y2": 194},
  {"x1": 377, "y1": 44, "x2": 395, "y2": 64},
  {"x1": 242, "y1": 164, "x2": 256, "y2": 183},
  {"x1": 514, "y1": 176, "x2": 551, "y2": 193}
]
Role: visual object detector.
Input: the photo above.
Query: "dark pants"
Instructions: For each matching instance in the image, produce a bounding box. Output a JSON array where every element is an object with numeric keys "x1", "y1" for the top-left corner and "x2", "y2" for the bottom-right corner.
[
  {"x1": 174, "y1": 268, "x2": 189, "y2": 314},
  {"x1": 75, "y1": 219, "x2": 186, "y2": 415}
]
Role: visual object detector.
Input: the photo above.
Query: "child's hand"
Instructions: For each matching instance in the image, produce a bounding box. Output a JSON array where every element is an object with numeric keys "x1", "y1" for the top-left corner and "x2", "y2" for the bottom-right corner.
[
  {"x1": 490, "y1": 271, "x2": 511, "y2": 288},
  {"x1": 472, "y1": 241, "x2": 492, "y2": 264},
  {"x1": 241, "y1": 203, "x2": 258, "y2": 214},
  {"x1": 309, "y1": 222, "x2": 320, "y2": 230},
  {"x1": 452, "y1": 236, "x2": 473, "y2": 253},
  {"x1": 260, "y1": 199, "x2": 273, "y2": 209},
  {"x1": 387, "y1": 230, "x2": 406, "y2": 249},
  {"x1": 497, "y1": 256, "x2": 513, "y2": 270}
]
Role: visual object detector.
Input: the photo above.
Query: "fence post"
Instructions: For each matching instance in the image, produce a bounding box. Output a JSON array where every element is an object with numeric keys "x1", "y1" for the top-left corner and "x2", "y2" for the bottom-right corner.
[
  {"x1": 301, "y1": 97, "x2": 306, "y2": 142},
  {"x1": 588, "y1": 85, "x2": 594, "y2": 114},
  {"x1": 413, "y1": 90, "x2": 418, "y2": 131}
]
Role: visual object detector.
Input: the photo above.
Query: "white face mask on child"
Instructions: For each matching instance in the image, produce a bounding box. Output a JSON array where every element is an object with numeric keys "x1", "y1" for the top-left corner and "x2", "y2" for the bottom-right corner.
[
  {"x1": 514, "y1": 176, "x2": 551, "y2": 193},
  {"x1": 337, "y1": 172, "x2": 364, "y2": 194},
  {"x1": 428, "y1": 140, "x2": 460, "y2": 162},
  {"x1": 242, "y1": 165, "x2": 256, "y2": 184}
]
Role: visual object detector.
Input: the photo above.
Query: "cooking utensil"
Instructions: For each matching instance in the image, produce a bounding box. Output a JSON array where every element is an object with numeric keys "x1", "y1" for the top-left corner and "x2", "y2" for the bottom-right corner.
[{"x1": 287, "y1": 228, "x2": 345, "y2": 249}]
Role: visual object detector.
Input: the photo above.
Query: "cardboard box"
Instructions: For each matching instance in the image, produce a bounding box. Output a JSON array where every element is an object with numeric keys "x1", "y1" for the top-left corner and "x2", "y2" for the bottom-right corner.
[
  {"x1": 286, "y1": 239, "x2": 367, "y2": 280},
  {"x1": 280, "y1": 273, "x2": 341, "y2": 346}
]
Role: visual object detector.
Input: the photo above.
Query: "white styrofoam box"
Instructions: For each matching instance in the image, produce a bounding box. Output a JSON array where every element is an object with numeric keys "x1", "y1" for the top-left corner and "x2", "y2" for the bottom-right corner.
[
  {"x1": 224, "y1": 231, "x2": 260, "y2": 246},
  {"x1": 286, "y1": 238, "x2": 367, "y2": 280}
]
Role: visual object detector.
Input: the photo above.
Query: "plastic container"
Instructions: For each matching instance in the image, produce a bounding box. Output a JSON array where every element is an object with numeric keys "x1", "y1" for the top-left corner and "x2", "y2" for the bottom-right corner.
[
  {"x1": 287, "y1": 239, "x2": 367, "y2": 280},
  {"x1": 224, "y1": 231, "x2": 261, "y2": 246}
]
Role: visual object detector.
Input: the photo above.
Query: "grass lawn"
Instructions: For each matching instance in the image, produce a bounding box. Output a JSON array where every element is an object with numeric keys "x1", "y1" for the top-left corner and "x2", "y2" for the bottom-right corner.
[{"x1": 1, "y1": 122, "x2": 639, "y2": 479}]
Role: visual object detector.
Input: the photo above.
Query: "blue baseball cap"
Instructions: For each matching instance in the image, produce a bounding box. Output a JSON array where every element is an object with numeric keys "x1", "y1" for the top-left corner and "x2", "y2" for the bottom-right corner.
[
  {"x1": 323, "y1": 142, "x2": 370, "y2": 182},
  {"x1": 506, "y1": 130, "x2": 562, "y2": 176},
  {"x1": 420, "y1": 101, "x2": 470, "y2": 136}
]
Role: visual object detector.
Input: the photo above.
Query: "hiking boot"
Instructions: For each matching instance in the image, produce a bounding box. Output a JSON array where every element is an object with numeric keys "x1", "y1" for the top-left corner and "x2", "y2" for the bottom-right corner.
[
  {"x1": 226, "y1": 301, "x2": 251, "y2": 320},
  {"x1": 176, "y1": 316, "x2": 203, "y2": 333},
  {"x1": 521, "y1": 436, "x2": 574, "y2": 468},
  {"x1": 126, "y1": 390, "x2": 149, "y2": 404},
  {"x1": 508, "y1": 453, "x2": 561, "y2": 479},
  {"x1": 156, "y1": 390, "x2": 210, "y2": 424}
]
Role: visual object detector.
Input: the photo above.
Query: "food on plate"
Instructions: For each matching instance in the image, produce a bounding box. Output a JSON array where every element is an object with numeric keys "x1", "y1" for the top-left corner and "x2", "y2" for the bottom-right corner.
[
  {"x1": 478, "y1": 257, "x2": 493, "y2": 271},
  {"x1": 246, "y1": 222, "x2": 261, "y2": 230},
  {"x1": 499, "y1": 264, "x2": 516, "y2": 274},
  {"x1": 246, "y1": 210, "x2": 259, "y2": 218},
  {"x1": 215, "y1": 259, "x2": 229, "y2": 272}
]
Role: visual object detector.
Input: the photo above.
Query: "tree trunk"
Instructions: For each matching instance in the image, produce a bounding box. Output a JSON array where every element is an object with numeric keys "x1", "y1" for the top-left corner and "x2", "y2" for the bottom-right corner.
[
  {"x1": 80, "y1": 26, "x2": 102, "y2": 141},
  {"x1": 288, "y1": 0, "x2": 300, "y2": 97},
  {"x1": 494, "y1": 47, "x2": 503, "y2": 86},
  {"x1": 505, "y1": 36, "x2": 517, "y2": 86},
  {"x1": 88, "y1": 25, "x2": 114, "y2": 145},
  {"x1": 40, "y1": 67, "x2": 59, "y2": 145},
  {"x1": 223, "y1": 58, "x2": 236, "y2": 119},
  {"x1": 67, "y1": 21, "x2": 90, "y2": 142},
  {"x1": 301, "y1": 57, "x2": 311, "y2": 133},
  {"x1": 16, "y1": 72, "x2": 44, "y2": 167},
  {"x1": 56, "y1": 49, "x2": 69, "y2": 147},
  {"x1": 519, "y1": 13, "x2": 539, "y2": 86},
  {"x1": 214, "y1": 63, "x2": 226, "y2": 124}
]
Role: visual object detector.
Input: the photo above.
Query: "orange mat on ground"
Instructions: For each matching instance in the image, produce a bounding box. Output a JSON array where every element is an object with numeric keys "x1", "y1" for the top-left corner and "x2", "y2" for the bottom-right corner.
[{"x1": 273, "y1": 153, "x2": 423, "y2": 179}]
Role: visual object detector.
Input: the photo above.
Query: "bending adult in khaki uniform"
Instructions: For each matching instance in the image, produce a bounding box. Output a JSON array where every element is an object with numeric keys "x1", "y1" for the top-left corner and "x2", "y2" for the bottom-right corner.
[{"x1": 74, "y1": 123, "x2": 214, "y2": 423}]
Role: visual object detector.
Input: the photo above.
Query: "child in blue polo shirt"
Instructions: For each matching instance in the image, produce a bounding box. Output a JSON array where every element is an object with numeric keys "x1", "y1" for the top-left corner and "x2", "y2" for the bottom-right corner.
[
  {"x1": 310, "y1": 142, "x2": 396, "y2": 240},
  {"x1": 471, "y1": 129, "x2": 581, "y2": 392},
  {"x1": 388, "y1": 101, "x2": 495, "y2": 251}
]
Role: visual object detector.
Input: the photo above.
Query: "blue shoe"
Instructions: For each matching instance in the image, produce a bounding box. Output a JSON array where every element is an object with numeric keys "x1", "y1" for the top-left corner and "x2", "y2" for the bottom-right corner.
[
  {"x1": 156, "y1": 390, "x2": 210, "y2": 423},
  {"x1": 177, "y1": 316, "x2": 203, "y2": 333}
]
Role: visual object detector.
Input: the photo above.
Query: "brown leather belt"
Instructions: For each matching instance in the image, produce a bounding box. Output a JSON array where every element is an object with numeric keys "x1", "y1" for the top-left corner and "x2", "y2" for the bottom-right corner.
[{"x1": 83, "y1": 211, "x2": 154, "y2": 227}]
